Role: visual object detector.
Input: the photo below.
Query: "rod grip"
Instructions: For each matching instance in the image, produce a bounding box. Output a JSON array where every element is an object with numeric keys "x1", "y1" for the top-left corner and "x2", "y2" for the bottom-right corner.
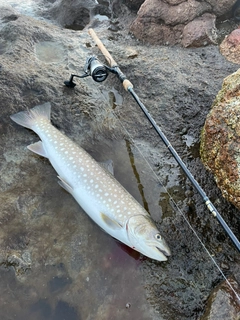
[
  {"x1": 123, "y1": 79, "x2": 133, "y2": 91},
  {"x1": 88, "y1": 28, "x2": 134, "y2": 91},
  {"x1": 88, "y1": 28, "x2": 117, "y2": 67}
]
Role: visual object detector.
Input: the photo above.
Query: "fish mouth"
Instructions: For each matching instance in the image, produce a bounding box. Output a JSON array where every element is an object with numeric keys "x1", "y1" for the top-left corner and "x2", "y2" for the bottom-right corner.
[{"x1": 156, "y1": 246, "x2": 171, "y2": 257}]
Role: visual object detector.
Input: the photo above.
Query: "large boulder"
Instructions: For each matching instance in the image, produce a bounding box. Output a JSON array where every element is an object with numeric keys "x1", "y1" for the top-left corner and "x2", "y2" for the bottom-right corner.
[
  {"x1": 200, "y1": 277, "x2": 240, "y2": 320},
  {"x1": 207, "y1": 0, "x2": 236, "y2": 16},
  {"x1": 48, "y1": 0, "x2": 111, "y2": 29},
  {"x1": 130, "y1": 0, "x2": 236, "y2": 46},
  {"x1": 220, "y1": 27, "x2": 240, "y2": 64},
  {"x1": 200, "y1": 68, "x2": 240, "y2": 209},
  {"x1": 181, "y1": 13, "x2": 217, "y2": 47}
]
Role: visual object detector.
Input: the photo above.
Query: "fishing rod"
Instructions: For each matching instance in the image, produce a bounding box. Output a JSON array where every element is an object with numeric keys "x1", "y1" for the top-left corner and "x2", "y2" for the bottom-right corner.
[{"x1": 64, "y1": 28, "x2": 240, "y2": 253}]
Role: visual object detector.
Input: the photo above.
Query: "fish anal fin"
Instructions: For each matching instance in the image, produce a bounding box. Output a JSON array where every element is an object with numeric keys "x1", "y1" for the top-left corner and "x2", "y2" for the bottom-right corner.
[
  {"x1": 101, "y1": 212, "x2": 123, "y2": 230},
  {"x1": 99, "y1": 160, "x2": 114, "y2": 175},
  {"x1": 27, "y1": 141, "x2": 48, "y2": 158},
  {"x1": 58, "y1": 176, "x2": 74, "y2": 194}
]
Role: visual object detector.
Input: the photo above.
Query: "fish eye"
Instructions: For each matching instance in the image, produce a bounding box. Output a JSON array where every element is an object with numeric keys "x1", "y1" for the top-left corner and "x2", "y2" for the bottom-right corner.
[{"x1": 155, "y1": 233, "x2": 162, "y2": 241}]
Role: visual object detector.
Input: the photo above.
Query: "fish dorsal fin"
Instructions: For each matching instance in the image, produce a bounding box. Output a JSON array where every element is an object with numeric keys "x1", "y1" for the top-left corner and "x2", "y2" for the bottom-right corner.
[
  {"x1": 99, "y1": 160, "x2": 114, "y2": 175},
  {"x1": 58, "y1": 176, "x2": 74, "y2": 194},
  {"x1": 101, "y1": 213, "x2": 123, "y2": 230},
  {"x1": 27, "y1": 141, "x2": 48, "y2": 158}
]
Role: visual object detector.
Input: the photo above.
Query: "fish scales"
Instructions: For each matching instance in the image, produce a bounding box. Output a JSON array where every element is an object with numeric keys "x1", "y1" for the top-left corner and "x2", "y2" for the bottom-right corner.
[
  {"x1": 10, "y1": 102, "x2": 171, "y2": 261},
  {"x1": 34, "y1": 117, "x2": 143, "y2": 222}
]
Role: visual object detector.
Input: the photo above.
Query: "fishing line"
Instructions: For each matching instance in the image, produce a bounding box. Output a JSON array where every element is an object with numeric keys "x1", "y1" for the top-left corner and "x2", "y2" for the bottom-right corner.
[
  {"x1": 88, "y1": 29, "x2": 240, "y2": 253},
  {"x1": 110, "y1": 104, "x2": 240, "y2": 303},
  {"x1": 64, "y1": 28, "x2": 240, "y2": 301}
]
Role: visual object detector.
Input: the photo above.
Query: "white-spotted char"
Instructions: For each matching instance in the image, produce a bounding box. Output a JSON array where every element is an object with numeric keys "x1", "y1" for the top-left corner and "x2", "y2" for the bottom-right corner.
[{"x1": 10, "y1": 102, "x2": 171, "y2": 261}]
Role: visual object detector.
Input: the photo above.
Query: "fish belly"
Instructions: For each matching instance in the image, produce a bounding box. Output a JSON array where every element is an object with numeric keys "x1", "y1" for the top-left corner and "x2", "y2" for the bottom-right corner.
[{"x1": 34, "y1": 122, "x2": 140, "y2": 246}]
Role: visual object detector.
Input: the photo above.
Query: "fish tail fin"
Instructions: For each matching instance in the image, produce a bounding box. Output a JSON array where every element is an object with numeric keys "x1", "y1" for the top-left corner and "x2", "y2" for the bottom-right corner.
[{"x1": 10, "y1": 102, "x2": 51, "y2": 129}]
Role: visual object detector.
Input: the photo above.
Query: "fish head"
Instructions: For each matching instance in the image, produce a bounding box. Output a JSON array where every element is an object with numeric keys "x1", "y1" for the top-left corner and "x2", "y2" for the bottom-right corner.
[{"x1": 126, "y1": 215, "x2": 171, "y2": 262}]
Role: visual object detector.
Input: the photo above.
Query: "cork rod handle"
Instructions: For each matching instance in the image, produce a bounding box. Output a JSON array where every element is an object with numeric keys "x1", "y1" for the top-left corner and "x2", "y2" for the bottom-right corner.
[{"x1": 88, "y1": 28, "x2": 133, "y2": 91}]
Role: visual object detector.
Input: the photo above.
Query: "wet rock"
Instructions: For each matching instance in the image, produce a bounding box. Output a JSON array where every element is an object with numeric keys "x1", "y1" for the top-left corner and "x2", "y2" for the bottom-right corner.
[
  {"x1": 200, "y1": 69, "x2": 240, "y2": 210},
  {"x1": 220, "y1": 27, "x2": 240, "y2": 64},
  {"x1": 0, "y1": 5, "x2": 19, "y2": 22},
  {"x1": 0, "y1": 250, "x2": 31, "y2": 275},
  {"x1": 123, "y1": 0, "x2": 145, "y2": 11},
  {"x1": 181, "y1": 13, "x2": 217, "y2": 47},
  {"x1": 48, "y1": 0, "x2": 96, "y2": 29},
  {"x1": 200, "y1": 277, "x2": 240, "y2": 320}
]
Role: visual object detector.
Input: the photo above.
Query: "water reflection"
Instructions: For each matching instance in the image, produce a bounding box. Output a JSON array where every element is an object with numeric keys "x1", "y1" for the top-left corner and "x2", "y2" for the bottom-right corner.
[{"x1": 0, "y1": 132, "x2": 161, "y2": 319}]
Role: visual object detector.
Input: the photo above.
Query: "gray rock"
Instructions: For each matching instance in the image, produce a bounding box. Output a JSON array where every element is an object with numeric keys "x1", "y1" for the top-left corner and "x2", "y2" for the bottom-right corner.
[
  {"x1": 200, "y1": 277, "x2": 240, "y2": 320},
  {"x1": 48, "y1": 0, "x2": 97, "y2": 29},
  {"x1": 123, "y1": 0, "x2": 145, "y2": 11}
]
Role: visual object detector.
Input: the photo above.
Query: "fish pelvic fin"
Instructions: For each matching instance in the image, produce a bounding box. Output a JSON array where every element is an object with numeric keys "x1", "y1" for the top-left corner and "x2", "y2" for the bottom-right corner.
[
  {"x1": 101, "y1": 212, "x2": 123, "y2": 230},
  {"x1": 99, "y1": 159, "x2": 114, "y2": 175},
  {"x1": 58, "y1": 176, "x2": 74, "y2": 194},
  {"x1": 27, "y1": 141, "x2": 48, "y2": 158},
  {"x1": 10, "y1": 102, "x2": 51, "y2": 129}
]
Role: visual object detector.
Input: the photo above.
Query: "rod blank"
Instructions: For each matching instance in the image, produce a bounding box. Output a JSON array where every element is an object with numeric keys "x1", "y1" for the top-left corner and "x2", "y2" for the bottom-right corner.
[{"x1": 88, "y1": 28, "x2": 240, "y2": 253}]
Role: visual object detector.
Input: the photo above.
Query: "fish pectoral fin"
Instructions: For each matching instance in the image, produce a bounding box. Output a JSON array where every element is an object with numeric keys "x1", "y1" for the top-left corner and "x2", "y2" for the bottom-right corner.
[
  {"x1": 101, "y1": 212, "x2": 123, "y2": 230},
  {"x1": 99, "y1": 160, "x2": 114, "y2": 175},
  {"x1": 27, "y1": 141, "x2": 48, "y2": 158},
  {"x1": 58, "y1": 176, "x2": 74, "y2": 194}
]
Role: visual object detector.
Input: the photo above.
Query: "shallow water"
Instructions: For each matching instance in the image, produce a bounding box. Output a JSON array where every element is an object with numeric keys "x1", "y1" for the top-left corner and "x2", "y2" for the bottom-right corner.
[{"x1": 1, "y1": 119, "x2": 236, "y2": 319}]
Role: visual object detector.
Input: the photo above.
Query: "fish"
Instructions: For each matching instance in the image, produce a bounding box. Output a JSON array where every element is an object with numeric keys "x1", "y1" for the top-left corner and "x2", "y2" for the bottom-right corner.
[{"x1": 10, "y1": 102, "x2": 171, "y2": 261}]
